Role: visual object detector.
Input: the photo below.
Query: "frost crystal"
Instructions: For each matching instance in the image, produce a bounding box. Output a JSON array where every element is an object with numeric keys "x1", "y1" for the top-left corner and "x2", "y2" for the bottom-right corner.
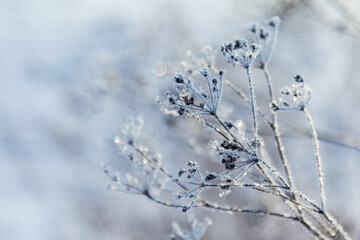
[
  {"x1": 221, "y1": 39, "x2": 259, "y2": 68},
  {"x1": 170, "y1": 214, "x2": 212, "y2": 240},
  {"x1": 166, "y1": 68, "x2": 224, "y2": 116},
  {"x1": 250, "y1": 16, "x2": 281, "y2": 66},
  {"x1": 273, "y1": 74, "x2": 312, "y2": 111}
]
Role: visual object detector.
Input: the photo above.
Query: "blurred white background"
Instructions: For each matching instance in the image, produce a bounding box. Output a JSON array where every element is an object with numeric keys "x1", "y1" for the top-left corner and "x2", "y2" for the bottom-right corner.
[{"x1": 1, "y1": 0, "x2": 360, "y2": 239}]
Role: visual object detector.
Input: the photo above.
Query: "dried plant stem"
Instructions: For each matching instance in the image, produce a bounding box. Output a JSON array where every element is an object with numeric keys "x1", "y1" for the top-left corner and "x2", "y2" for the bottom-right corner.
[
  {"x1": 131, "y1": 143, "x2": 303, "y2": 222},
  {"x1": 304, "y1": 108, "x2": 325, "y2": 211},
  {"x1": 225, "y1": 79, "x2": 273, "y2": 125},
  {"x1": 132, "y1": 144, "x2": 173, "y2": 179},
  {"x1": 263, "y1": 65, "x2": 294, "y2": 190},
  {"x1": 263, "y1": 65, "x2": 275, "y2": 102},
  {"x1": 246, "y1": 67, "x2": 259, "y2": 155},
  {"x1": 124, "y1": 139, "x2": 349, "y2": 240},
  {"x1": 225, "y1": 79, "x2": 247, "y2": 99},
  {"x1": 323, "y1": 213, "x2": 351, "y2": 240},
  {"x1": 110, "y1": 16, "x2": 353, "y2": 238},
  {"x1": 261, "y1": 66, "x2": 316, "y2": 237},
  {"x1": 226, "y1": 79, "x2": 360, "y2": 154},
  {"x1": 305, "y1": 212, "x2": 334, "y2": 239},
  {"x1": 223, "y1": 75, "x2": 329, "y2": 239},
  {"x1": 203, "y1": 121, "x2": 230, "y2": 141},
  {"x1": 226, "y1": 70, "x2": 347, "y2": 238},
  {"x1": 213, "y1": 114, "x2": 238, "y2": 142},
  {"x1": 148, "y1": 193, "x2": 300, "y2": 221},
  {"x1": 262, "y1": 66, "x2": 306, "y2": 219},
  {"x1": 201, "y1": 202, "x2": 299, "y2": 221},
  {"x1": 300, "y1": 220, "x2": 326, "y2": 240}
]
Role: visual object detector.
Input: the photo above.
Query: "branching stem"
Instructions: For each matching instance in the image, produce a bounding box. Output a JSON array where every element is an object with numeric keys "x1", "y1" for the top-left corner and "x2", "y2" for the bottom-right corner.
[{"x1": 263, "y1": 65, "x2": 294, "y2": 189}]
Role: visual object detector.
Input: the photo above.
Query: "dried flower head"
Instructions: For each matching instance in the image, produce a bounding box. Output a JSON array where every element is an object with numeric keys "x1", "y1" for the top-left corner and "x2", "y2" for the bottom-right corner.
[
  {"x1": 221, "y1": 39, "x2": 259, "y2": 68},
  {"x1": 250, "y1": 16, "x2": 281, "y2": 67},
  {"x1": 170, "y1": 214, "x2": 212, "y2": 240},
  {"x1": 273, "y1": 74, "x2": 312, "y2": 111},
  {"x1": 166, "y1": 68, "x2": 224, "y2": 116}
]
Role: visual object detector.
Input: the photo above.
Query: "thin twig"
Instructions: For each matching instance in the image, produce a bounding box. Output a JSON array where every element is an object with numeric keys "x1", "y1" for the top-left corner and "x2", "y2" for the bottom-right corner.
[
  {"x1": 304, "y1": 108, "x2": 325, "y2": 211},
  {"x1": 246, "y1": 67, "x2": 259, "y2": 155},
  {"x1": 263, "y1": 65, "x2": 294, "y2": 189}
]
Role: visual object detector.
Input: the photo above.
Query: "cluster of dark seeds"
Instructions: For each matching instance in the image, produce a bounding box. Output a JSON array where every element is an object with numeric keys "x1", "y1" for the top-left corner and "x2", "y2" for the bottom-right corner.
[{"x1": 205, "y1": 173, "x2": 217, "y2": 182}]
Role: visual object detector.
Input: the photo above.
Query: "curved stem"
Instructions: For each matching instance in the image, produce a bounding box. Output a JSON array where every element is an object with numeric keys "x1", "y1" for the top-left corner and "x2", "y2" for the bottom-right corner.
[
  {"x1": 304, "y1": 108, "x2": 325, "y2": 212},
  {"x1": 263, "y1": 65, "x2": 294, "y2": 190}
]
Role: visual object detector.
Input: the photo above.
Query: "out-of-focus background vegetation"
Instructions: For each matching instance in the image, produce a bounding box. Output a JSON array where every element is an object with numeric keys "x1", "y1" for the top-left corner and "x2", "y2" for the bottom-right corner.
[{"x1": 1, "y1": 0, "x2": 360, "y2": 239}]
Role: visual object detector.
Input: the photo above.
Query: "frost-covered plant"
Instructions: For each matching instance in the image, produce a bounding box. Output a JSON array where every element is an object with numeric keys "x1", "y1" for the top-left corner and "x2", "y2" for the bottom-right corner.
[
  {"x1": 104, "y1": 17, "x2": 350, "y2": 240},
  {"x1": 170, "y1": 214, "x2": 212, "y2": 240}
]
